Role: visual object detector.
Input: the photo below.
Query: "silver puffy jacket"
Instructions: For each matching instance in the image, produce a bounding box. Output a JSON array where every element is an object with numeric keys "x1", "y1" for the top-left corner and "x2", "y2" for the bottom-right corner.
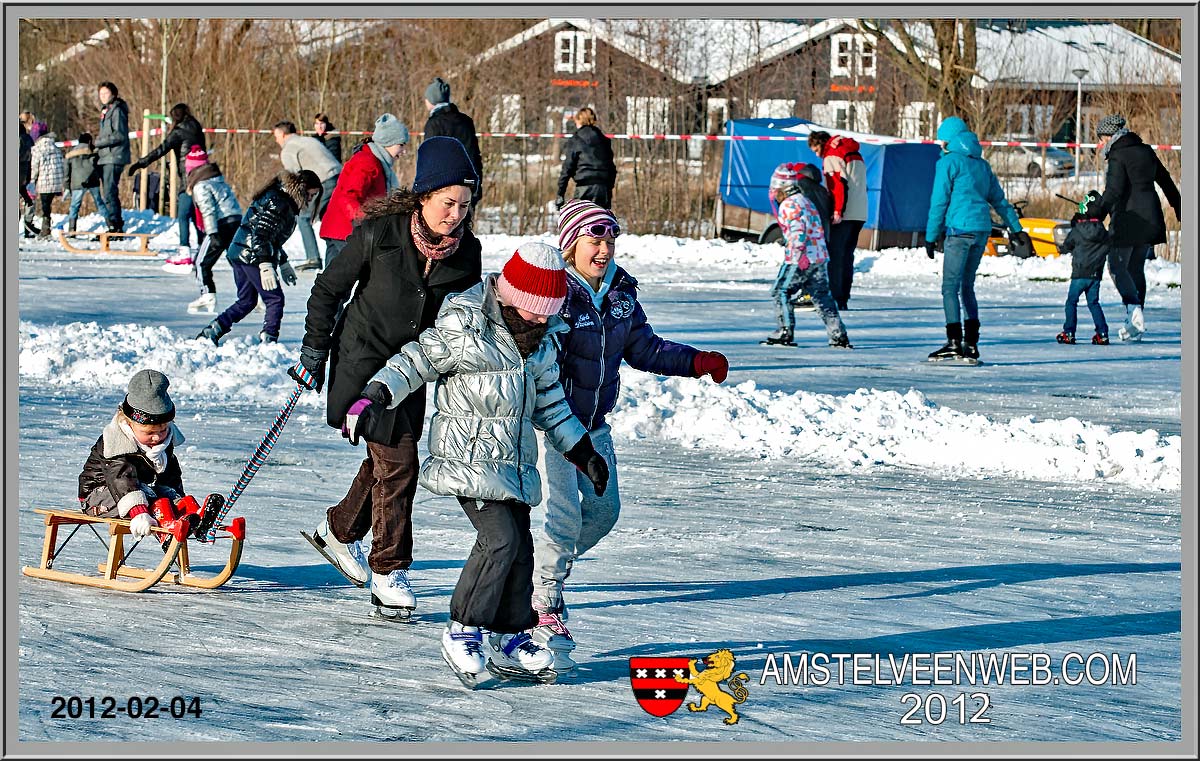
[{"x1": 370, "y1": 274, "x2": 587, "y2": 506}]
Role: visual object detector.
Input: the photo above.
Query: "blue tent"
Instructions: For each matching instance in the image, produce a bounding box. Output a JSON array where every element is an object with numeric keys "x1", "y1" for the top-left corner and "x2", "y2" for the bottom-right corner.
[{"x1": 720, "y1": 118, "x2": 942, "y2": 233}]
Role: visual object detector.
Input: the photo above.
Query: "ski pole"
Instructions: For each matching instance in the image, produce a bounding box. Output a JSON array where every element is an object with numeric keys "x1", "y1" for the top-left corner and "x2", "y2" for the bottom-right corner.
[{"x1": 204, "y1": 374, "x2": 311, "y2": 542}]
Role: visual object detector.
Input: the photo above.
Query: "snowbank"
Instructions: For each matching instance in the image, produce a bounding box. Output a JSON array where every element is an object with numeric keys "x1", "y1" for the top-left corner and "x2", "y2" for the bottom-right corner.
[
  {"x1": 18, "y1": 320, "x2": 1179, "y2": 492},
  {"x1": 610, "y1": 374, "x2": 1180, "y2": 493}
]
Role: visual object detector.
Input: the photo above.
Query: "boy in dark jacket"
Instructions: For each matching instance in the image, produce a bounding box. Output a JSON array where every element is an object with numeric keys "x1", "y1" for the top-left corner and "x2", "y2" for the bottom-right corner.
[
  {"x1": 1057, "y1": 191, "x2": 1110, "y2": 345},
  {"x1": 63, "y1": 133, "x2": 110, "y2": 232},
  {"x1": 423, "y1": 77, "x2": 484, "y2": 205},
  {"x1": 78, "y1": 369, "x2": 221, "y2": 543},
  {"x1": 555, "y1": 107, "x2": 616, "y2": 210},
  {"x1": 196, "y1": 170, "x2": 321, "y2": 345}
]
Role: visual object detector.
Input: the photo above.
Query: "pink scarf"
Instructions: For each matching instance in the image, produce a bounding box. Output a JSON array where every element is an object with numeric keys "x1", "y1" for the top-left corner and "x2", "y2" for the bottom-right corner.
[{"x1": 411, "y1": 211, "x2": 462, "y2": 278}]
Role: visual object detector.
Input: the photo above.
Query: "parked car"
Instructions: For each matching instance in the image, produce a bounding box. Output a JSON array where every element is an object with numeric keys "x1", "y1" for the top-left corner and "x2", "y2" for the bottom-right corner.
[{"x1": 987, "y1": 143, "x2": 1076, "y2": 178}]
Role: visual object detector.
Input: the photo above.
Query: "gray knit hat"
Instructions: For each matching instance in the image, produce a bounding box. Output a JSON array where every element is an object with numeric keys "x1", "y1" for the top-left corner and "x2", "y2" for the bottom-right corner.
[
  {"x1": 1096, "y1": 114, "x2": 1126, "y2": 137},
  {"x1": 372, "y1": 113, "x2": 409, "y2": 148},
  {"x1": 121, "y1": 369, "x2": 175, "y2": 425},
  {"x1": 425, "y1": 77, "x2": 450, "y2": 105}
]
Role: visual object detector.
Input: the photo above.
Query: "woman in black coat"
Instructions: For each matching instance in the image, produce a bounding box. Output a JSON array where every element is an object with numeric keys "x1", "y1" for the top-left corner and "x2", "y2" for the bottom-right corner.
[
  {"x1": 290, "y1": 136, "x2": 482, "y2": 618},
  {"x1": 1095, "y1": 114, "x2": 1181, "y2": 340}
]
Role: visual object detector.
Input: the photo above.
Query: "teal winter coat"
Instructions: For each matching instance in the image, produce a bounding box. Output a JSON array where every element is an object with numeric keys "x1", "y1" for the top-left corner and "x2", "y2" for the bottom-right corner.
[{"x1": 926, "y1": 130, "x2": 1021, "y2": 242}]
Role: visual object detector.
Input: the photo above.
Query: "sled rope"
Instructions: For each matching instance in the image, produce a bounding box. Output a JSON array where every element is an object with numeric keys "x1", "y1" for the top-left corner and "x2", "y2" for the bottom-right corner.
[{"x1": 204, "y1": 377, "x2": 309, "y2": 542}]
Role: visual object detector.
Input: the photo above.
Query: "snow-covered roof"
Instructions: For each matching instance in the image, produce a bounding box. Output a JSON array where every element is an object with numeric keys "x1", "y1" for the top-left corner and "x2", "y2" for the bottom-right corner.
[{"x1": 887, "y1": 19, "x2": 1181, "y2": 89}]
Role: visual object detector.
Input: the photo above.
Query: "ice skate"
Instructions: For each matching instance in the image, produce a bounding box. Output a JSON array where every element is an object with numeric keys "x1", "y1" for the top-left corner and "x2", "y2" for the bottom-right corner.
[
  {"x1": 1118, "y1": 306, "x2": 1145, "y2": 342},
  {"x1": 162, "y1": 246, "x2": 196, "y2": 274},
  {"x1": 1092, "y1": 332, "x2": 1110, "y2": 345},
  {"x1": 187, "y1": 292, "x2": 216, "y2": 314},
  {"x1": 441, "y1": 622, "x2": 490, "y2": 689},
  {"x1": 530, "y1": 610, "x2": 578, "y2": 672},
  {"x1": 790, "y1": 293, "x2": 816, "y2": 311},
  {"x1": 760, "y1": 328, "x2": 796, "y2": 347},
  {"x1": 369, "y1": 568, "x2": 416, "y2": 620},
  {"x1": 1056, "y1": 332, "x2": 1075, "y2": 344},
  {"x1": 829, "y1": 335, "x2": 854, "y2": 349},
  {"x1": 485, "y1": 631, "x2": 557, "y2": 684},
  {"x1": 300, "y1": 519, "x2": 369, "y2": 587},
  {"x1": 926, "y1": 340, "x2": 965, "y2": 362}
]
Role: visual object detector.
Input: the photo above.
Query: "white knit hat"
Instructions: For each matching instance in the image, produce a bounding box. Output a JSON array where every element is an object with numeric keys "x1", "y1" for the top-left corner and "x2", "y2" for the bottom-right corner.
[{"x1": 496, "y1": 242, "x2": 568, "y2": 316}]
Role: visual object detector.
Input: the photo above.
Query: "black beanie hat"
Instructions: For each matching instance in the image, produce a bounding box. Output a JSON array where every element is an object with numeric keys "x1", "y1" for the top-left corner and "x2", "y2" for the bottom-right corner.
[{"x1": 411, "y1": 136, "x2": 479, "y2": 196}]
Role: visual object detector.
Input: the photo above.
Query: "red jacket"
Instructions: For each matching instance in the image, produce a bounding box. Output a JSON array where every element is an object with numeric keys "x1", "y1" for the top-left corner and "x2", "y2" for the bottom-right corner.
[
  {"x1": 819, "y1": 135, "x2": 865, "y2": 219},
  {"x1": 320, "y1": 145, "x2": 388, "y2": 242}
]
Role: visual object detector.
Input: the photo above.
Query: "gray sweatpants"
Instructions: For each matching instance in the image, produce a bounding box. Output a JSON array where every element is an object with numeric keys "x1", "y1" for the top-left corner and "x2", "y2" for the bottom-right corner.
[{"x1": 532, "y1": 424, "x2": 620, "y2": 611}]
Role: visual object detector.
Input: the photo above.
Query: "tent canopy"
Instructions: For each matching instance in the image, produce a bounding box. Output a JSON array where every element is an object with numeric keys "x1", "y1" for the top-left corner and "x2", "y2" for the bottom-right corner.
[{"x1": 720, "y1": 118, "x2": 942, "y2": 232}]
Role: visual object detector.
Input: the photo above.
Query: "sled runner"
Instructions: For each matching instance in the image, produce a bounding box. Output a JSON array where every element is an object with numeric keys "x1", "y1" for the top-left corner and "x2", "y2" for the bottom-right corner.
[
  {"x1": 22, "y1": 508, "x2": 246, "y2": 592},
  {"x1": 57, "y1": 231, "x2": 156, "y2": 256}
]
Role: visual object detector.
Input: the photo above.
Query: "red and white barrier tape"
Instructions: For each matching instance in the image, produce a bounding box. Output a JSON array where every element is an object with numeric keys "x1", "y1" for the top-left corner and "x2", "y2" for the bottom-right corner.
[{"x1": 54, "y1": 126, "x2": 1182, "y2": 151}]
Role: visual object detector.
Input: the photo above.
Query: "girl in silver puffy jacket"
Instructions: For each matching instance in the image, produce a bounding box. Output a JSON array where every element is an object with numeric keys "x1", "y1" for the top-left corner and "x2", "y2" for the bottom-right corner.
[{"x1": 345, "y1": 242, "x2": 608, "y2": 681}]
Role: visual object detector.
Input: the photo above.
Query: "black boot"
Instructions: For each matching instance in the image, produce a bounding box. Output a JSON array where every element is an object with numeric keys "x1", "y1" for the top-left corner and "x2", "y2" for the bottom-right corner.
[
  {"x1": 196, "y1": 318, "x2": 229, "y2": 346},
  {"x1": 928, "y1": 322, "x2": 964, "y2": 361},
  {"x1": 962, "y1": 319, "x2": 980, "y2": 361},
  {"x1": 763, "y1": 327, "x2": 796, "y2": 346},
  {"x1": 38, "y1": 216, "x2": 52, "y2": 239}
]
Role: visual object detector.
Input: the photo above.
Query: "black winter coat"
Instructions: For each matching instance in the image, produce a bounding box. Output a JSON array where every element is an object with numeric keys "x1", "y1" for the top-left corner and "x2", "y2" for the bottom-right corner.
[
  {"x1": 226, "y1": 174, "x2": 307, "y2": 266},
  {"x1": 95, "y1": 97, "x2": 131, "y2": 166},
  {"x1": 1061, "y1": 217, "x2": 1110, "y2": 280},
  {"x1": 138, "y1": 115, "x2": 206, "y2": 185},
  {"x1": 316, "y1": 133, "x2": 343, "y2": 163},
  {"x1": 19, "y1": 124, "x2": 33, "y2": 181},
  {"x1": 64, "y1": 146, "x2": 102, "y2": 190},
  {"x1": 557, "y1": 125, "x2": 616, "y2": 196},
  {"x1": 423, "y1": 104, "x2": 484, "y2": 201},
  {"x1": 797, "y1": 177, "x2": 834, "y2": 242},
  {"x1": 78, "y1": 418, "x2": 185, "y2": 504},
  {"x1": 303, "y1": 205, "x2": 482, "y2": 445},
  {"x1": 1099, "y1": 131, "x2": 1182, "y2": 247}
]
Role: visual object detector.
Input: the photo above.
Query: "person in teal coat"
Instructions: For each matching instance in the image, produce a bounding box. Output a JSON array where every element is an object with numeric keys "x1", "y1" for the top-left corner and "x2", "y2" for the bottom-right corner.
[{"x1": 924, "y1": 116, "x2": 1030, "y2": 362}]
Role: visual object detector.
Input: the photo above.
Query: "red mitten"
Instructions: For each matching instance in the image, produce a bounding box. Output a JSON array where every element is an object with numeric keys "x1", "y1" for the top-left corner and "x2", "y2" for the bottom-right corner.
[{"x1": 693, "y1": 351, "x2": 729, "y2": 383}]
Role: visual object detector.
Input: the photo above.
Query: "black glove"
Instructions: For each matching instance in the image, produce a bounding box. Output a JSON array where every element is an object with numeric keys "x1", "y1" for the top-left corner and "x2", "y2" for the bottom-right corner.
[
  {"x1": 288, "y1": 345, "x2": 328, "y2": 391},
  {"x1": 554, "y1": 196, "x2": 566, "y2": 210},
  {"x1": 563, "y1": 435, "x2": 609, "y2": 497},
  {"x1": 341, "y1": 382, "x2": 391, "y2": 446},
  {"x1": 1010, "y1": 230, "x2": 1032, "y2": 249},
  {"x1": 924, "y1": 240, "x2": 937, "y2": 259},
  {"x1": 126, "y1": 160, "x2": 145, "y2": 177}
]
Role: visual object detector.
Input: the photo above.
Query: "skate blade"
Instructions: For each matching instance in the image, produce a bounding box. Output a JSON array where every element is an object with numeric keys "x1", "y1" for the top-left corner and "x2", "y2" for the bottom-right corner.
[
  {"x1": 549, "y1": 651, "x2": 578, "y2": 673},
  {"x1": 759, "y1": 340, "x2": 798, "y2": 347},
  {"x1": 369, "y1": 606, "x2": 416, "y2": 623},
  {"x1": 299, "y1": 531, "x2": 368, "y2": 588},
  {"x1": 926, "y1": 356, "x2": 979, "y2": 365},
  {"x1": 485, "y1": 661, "x2": 558, "y2": 685},
  {"x1": 187, "y1": 306, "x2": 215, "y2": 314}
]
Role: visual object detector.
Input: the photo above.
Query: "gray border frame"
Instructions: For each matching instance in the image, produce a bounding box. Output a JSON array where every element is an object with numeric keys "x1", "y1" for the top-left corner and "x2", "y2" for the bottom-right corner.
[{"x1": 6, "y1": 2, "x2": 1194, "y2": 758}]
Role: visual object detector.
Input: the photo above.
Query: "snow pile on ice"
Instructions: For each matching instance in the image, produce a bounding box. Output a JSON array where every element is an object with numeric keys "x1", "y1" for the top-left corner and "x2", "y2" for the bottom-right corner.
[
  {"x1": 609, "y1": 374, "x2": 1181, "y2": 492},
  {"x1": 17, "y1": 321, "x2": 322, "y2": 409}
]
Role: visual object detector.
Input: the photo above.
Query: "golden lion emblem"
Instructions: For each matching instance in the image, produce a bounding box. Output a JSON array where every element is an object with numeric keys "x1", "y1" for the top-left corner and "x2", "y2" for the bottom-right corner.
[{"x1": 673, "y1": 649, "x2": 750, "y2": 725}]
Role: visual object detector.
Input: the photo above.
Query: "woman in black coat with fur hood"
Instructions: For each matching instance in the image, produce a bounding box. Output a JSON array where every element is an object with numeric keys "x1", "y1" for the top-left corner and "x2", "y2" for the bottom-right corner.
[{"x1": 289, "y1": 136, "x2": 482, "y2": 618}]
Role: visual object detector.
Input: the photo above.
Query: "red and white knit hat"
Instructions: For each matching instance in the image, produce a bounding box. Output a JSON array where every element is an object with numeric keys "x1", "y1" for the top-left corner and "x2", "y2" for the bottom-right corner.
[
  {"x1": 497, "y1": 242, "x2": 568, "y2": 316},
  {"x1": 184, "y1": 145, "x2": 209, "y2": 175}
]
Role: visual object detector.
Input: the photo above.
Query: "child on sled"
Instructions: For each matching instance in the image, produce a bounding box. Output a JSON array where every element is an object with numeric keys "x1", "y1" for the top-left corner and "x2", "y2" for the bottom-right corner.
[{"x1": 78, "y1": 369, "x2": 222, "y2": 543}]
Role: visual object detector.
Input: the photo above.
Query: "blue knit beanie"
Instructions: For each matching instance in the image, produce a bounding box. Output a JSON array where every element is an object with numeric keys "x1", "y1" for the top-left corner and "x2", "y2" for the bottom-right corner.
[{"x1": 412, "y1": 136, "x2": 479, "y2": 196}]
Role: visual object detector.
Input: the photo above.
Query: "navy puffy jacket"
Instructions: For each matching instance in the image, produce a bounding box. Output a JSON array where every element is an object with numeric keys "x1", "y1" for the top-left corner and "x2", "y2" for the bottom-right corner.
[{"x1": 556, "y1": 266, "x2": 697, "y2": 430}]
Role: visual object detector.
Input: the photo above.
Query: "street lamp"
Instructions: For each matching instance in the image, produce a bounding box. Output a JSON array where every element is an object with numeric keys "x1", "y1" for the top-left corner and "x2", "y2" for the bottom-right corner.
[{"x1": 1071, "y1": 67, "x2": 1089, "y2": 179}]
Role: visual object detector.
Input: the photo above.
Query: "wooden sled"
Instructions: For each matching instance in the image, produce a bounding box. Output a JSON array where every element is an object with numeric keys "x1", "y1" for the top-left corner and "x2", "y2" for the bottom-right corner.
[
  {"x1": 22, "y1": 508, "x2": 246, "y2": 592},
  {"x1": 57, "y1": 231, "x2": 156, "y2": 256}
]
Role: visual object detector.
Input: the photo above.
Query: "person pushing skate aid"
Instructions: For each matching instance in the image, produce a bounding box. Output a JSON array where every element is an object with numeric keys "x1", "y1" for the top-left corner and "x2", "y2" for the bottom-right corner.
[{"x1": 342, "y1": 242, "x2": 608, "y2": 688}]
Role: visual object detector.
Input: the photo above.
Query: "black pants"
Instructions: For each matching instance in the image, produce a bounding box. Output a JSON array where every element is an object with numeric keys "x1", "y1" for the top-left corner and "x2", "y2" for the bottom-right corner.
[
  {"x1": 827, "y1": 219, "x2": 864, "y2": 309},
  {"x1": 575, "y1": 183, "x2": 613, "y2": 210},
  {"x1": 1106, "y1": 246, "x2": 1142, "y2": 307},
  {"x1": 196, "y1": 216, "x2": 241, "y2": 294},
  {"x1": 327, "y1": 436, "x2": 420, "y2": 574},
  {"x1": 1126, "y1": 244, "x2": 1152, "y2": 307},
  {"x1": 450, "y1": 497, "x2": 538, "y2": 634}
]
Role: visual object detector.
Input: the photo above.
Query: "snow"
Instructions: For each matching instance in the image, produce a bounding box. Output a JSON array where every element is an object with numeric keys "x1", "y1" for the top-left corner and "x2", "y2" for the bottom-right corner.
[{"x1": 16, "y1": 211, "x2": 1182, "y2": 744}]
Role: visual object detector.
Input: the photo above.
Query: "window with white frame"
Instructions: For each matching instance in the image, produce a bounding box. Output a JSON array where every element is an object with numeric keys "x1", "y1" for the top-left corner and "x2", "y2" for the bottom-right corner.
[
  {"x1": 625, "y1": 96, "x2": 670, "y2": 135},
  {"x1": 750, "y1": 99, "x2": 795, "y2": 119},
  {"x1": 555, "y1": 30, "x2": 595, "y2": 73},
  {"x1": 1005, "y1": 104, "x2": 1055, "y2": 138},
  {"x1": 812, "y1": 100, "x2": 874, "y2": 132},
  {"x1": 489, "y1": 94, "x2": 523, "y2": 133},
  {"x1": 706, "y1": 97, "x2": 729, "y2": 133},
  {"x1": 830, "y1": 33, "x2": 877, "y2": 78},
  {"x1": 899, "y1": 101, "x2": 936, "y2": 139}
]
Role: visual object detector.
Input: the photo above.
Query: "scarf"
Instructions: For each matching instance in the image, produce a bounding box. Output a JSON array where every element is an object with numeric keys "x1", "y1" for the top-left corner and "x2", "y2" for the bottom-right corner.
[
  {"x1": 369, "y1": 142, "x2": 400, "y2": 192},
  {"x1": 500, "y1": 305, "x2": 549, "y2": 358},
  {"x1": 411, "y1": 210, "x2": 462, "y2": 278},
  {"x1": 1102, "y1": 127, "x2": 1131, "y2": 159},
  {"x1": 121, "y1": 422, "x2": 171, "y2": 473}
]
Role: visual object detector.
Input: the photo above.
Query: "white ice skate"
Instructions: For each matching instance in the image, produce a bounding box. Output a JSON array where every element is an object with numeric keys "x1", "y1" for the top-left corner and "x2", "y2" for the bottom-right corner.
[
  {"x1": 530, "y1": 610, "x2": 578, "y2": 672},
  {"x1": 441, "y1": 622, "x2": 489, "y2": 689},
  {"x1": 1118, "y1": 306, "x2": 1146, "y2": 342},
  {"x1": 370, "y1": 568, "x2": 416, "y2": 621},
  {"x1": 187, "y1": 292, "x2": 216, "y2": 314},
  {"x1": 300, "y1": 519, "x2": 369, "y2": 587},
  {"x1": 162, "y1": 246, "x2": 196, "y2": 274},
  {"x1": 485, "y1": 631, "x2": 557, "y2": 683}
]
